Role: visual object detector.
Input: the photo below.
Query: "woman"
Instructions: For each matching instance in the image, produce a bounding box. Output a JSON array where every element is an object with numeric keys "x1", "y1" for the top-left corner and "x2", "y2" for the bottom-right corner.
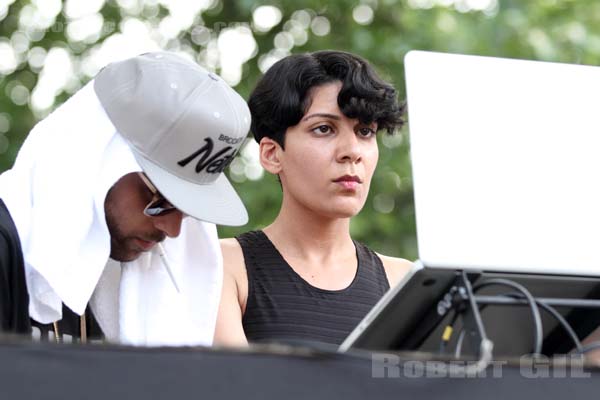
[{"x1": 215, "y1": 51, "x2": 412, "y2": 346}]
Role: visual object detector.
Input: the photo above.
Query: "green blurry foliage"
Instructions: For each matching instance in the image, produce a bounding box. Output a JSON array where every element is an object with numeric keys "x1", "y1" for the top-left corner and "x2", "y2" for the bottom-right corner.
[{"x1": 2, "y1": 0, "x2": 600, "y2": 260}]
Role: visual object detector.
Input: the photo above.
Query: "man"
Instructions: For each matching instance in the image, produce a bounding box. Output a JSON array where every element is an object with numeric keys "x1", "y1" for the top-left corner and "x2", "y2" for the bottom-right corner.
[
  {"x1": 215, "y1": 51, "x2": 413, "y2": 347},
  {"x1": 0, "y1": 52, "x2": 250, "y2": 345}
]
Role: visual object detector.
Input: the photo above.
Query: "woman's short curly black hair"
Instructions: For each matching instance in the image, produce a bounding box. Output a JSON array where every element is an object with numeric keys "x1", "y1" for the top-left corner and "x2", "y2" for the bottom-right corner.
[{"x1": 248, "y1": 50, "x2": 405, "y2": 149}]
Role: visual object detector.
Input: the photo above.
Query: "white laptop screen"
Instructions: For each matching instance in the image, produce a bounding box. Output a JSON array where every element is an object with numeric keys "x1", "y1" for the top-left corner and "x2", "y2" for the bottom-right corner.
[{"x1": 405, "y1": 51, "x2": 600, "y2": 276}]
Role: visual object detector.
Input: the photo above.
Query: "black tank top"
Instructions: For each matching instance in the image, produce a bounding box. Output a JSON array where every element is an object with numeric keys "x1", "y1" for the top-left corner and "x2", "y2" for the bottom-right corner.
[{"x1": 237, "y1": 230, "x2": 390, "y2": 346}]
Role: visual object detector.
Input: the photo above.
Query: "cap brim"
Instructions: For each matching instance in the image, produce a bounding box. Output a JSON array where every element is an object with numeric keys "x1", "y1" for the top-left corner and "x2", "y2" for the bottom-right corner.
[{"x1": 134, "y1": 153, "x2": 248, "y2": 226}]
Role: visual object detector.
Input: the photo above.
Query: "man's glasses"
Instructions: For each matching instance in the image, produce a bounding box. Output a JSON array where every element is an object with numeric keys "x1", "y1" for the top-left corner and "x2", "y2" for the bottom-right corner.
[{"x1": 137, "y1": 172, "x2": 178, "y2": 217}]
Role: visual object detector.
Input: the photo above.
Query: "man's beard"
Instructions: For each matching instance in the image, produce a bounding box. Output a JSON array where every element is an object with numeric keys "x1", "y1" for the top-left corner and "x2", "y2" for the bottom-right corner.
[
  {"x1": 105, "y1": 208, "x2": 137, "y2": 262},
  {"x1": 104, "y1": 205, "x2": 165, "y2": 262}
]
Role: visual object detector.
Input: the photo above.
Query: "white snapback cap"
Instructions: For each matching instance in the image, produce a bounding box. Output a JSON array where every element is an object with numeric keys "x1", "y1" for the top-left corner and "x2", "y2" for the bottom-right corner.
[{"x1": 94, "y1": 52, "x2": 250, "y2": 226}]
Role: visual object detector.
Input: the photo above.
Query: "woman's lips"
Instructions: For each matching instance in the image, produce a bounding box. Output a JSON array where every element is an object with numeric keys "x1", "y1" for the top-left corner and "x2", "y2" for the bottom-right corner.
[
  {"x1": 333, "y1": 175, "x2": 362, "y2": 190},
  {"x1": 336, "y1": 180, "x2": 359, "y2": 190}
]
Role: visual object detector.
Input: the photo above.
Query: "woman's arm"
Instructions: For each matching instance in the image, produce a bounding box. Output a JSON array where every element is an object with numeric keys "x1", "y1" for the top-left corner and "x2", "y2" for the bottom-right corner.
[{"x1": 213, "y1": 239, "x2": 249, "y2": 347}]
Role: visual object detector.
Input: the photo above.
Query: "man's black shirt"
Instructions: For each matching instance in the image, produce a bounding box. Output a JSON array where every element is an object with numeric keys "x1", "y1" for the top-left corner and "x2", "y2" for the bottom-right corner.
[
  {"x1": 0, "y1": 199, "x2": 30, "y2": 334},
  {"x1": 0, "y1": 199, "x2": 102, "y2": 341}
]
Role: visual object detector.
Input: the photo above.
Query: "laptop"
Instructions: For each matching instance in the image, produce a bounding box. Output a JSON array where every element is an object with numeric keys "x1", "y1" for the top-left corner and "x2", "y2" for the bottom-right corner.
[{"x1": 340, "y1": 51, "x2": 600, "y2": 355}]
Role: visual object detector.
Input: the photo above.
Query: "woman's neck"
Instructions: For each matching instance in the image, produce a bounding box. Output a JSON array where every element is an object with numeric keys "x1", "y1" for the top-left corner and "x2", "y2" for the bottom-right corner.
[{"x1": 263, "y1": 197, "x2": 354, "y2": 262}]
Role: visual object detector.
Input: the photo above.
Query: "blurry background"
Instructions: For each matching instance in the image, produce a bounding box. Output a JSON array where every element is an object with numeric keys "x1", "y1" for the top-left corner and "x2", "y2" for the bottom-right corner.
[{"x1": 1, "y1": 0, "x2": 599, "y2": 260}]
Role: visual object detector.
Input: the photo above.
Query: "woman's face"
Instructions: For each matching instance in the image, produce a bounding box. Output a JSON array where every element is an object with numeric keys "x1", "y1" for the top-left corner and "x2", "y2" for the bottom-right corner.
[{"x1": 278, "y1": 81, "x2": 379, "y2": 219}]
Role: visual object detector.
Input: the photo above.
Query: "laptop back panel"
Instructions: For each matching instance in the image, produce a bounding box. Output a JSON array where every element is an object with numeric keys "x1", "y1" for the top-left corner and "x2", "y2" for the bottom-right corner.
[{"x1": 405, "y1": 51, "x2": 600, "y2": 276}]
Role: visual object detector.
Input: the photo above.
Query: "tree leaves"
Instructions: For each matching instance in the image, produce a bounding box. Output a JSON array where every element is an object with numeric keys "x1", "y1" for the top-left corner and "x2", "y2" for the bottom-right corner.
[{"x1": 2, "y1": 0, "x2": 599, "y2": 259}]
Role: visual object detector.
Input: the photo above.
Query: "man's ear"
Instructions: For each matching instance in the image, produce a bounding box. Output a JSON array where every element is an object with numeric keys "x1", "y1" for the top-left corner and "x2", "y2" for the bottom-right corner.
[{"x1": 259, "y1": 137, "x2": 283, "y2": 174}]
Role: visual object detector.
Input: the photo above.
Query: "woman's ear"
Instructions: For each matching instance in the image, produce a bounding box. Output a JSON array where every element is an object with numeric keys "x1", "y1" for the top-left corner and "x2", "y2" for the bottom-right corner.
[{"x1": 259, "y1": 137, "x2": 283, "y2": 174}]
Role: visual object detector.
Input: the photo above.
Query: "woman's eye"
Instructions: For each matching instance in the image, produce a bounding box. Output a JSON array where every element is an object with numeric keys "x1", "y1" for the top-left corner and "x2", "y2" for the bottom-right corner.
[
  {"x1": 358, "y1": 127, "x2": 376, "y2": 137},
  {"x1": 312, "y1": 125, "x2": 332, "y2": 135}
]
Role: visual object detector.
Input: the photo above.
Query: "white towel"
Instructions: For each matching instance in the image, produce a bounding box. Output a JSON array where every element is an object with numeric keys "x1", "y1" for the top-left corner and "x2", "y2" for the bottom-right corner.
[
  {"x1": 90, "y1": 218, "x2": 222, "y2": 346},
  {"x1": 120, "y1": 219, "x2": 222, "y2": 346},
  {"x1": 0, "y1": 82, "x2": 129, "y2": 323},
  {"x1": 0, "y1": 81, "x2": 223, "y2": 346}
]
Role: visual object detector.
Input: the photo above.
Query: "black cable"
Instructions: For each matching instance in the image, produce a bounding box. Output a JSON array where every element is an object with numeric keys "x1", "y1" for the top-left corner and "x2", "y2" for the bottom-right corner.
[
  {"x1": 427, "y1": 273, "x2": 495, "y2": 374},
  {"x1": 444, "y1": 273, "x2": 490, "y2": 359},
  {"x1": 439, "y1": 309, "x2": 459, "y2": 354},
  {"x1": 501, "y1": 292, "x2": 583, "y2": 352},
  {"x1": 462, "y1": 272, "x2": 490, "y2": 343},
  {"x1": 473, "y1": 278, "x2": 543, "y2": 355},
  {"x1": 459, "y1": 271, "x2": 494, "y2": 368},
  {"x1": 454, "y1": 328, "x2": 467, "y2": 359}
]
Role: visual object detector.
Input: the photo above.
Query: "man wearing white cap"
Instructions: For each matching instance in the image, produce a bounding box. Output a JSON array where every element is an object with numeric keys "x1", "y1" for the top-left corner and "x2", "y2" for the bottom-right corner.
[{"x1": 0, "y1": 52, "x2": 250, "y2": 346}]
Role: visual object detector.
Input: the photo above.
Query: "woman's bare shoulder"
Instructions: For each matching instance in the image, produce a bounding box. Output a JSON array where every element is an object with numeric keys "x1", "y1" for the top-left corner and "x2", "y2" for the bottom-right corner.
[
  {"x1": 219, "y1": 238, "x2": 245, "y2": 272},
  {"x1": 376, "y1": 253, "x2": 414, "y2": 288}
]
